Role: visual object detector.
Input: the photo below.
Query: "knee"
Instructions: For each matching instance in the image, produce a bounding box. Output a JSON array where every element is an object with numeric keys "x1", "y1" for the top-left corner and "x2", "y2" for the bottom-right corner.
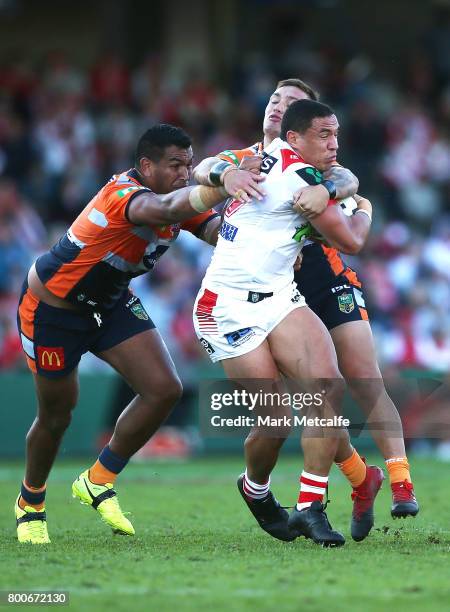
[
  {"x1": 244, "y1": 434, "x2": 286, "y2": 453},
  {"x1": 36, "y1": 410, "x2": 73, "y2": 436},
  {"x1": 142, "y1": 374, "x2": 183, "y2": 407}
]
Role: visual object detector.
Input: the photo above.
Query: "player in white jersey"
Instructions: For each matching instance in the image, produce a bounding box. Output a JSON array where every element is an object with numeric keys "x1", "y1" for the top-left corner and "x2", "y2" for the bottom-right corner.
[
  {"x1": 194, "y1": 78, "x2": 418, "y2": 540},
  {"x1": 193, "y1": 100, "x2": 373, "y2": 546}
]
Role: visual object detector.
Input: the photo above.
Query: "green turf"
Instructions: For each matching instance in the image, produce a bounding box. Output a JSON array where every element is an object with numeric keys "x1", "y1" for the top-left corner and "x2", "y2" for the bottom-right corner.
[{"x1": 0, "y1": 456, "x2": 449, "y2": 611}]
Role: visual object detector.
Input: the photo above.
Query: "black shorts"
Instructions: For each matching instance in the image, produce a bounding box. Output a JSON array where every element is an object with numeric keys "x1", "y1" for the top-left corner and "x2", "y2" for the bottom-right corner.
[
  {"x1": 295, "y1": 243, "x2": 369, "y2": 331},
  {"x1": 17, "y1": 283, "x2": 155, "y2": 378},
  {"x1": 303, "y1": 281, "x2": 368, "y2": 331}
]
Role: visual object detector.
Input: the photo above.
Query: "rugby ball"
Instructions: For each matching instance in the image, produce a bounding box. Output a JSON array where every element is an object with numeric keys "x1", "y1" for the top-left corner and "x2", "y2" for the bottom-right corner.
[{"x1": 337, "y1": 196, "x2": 358, "y2": 217}]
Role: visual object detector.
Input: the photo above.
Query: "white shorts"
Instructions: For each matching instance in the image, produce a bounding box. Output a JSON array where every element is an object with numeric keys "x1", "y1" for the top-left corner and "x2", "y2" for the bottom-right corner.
[{"x1": 193, "y1": 282, "x2": 306, "y2": 363}]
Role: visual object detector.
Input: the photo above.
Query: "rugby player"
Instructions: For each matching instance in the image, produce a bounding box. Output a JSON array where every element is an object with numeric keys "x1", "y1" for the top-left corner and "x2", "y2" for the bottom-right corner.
[
  {"x1": 193, "y1": 100, "x2": 378, "y2": 547},
  {"x1": 194, "y1": 80, "x2": 419, "y2": 536},
  {"x1": 14, "y1": 123, "x2": 259, "y2": 544}
]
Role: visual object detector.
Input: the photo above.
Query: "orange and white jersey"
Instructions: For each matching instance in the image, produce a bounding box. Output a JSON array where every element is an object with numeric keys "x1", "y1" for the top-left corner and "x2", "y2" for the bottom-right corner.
[
  {"x1": 202, "y1": 138, "x2": 314, "y2": 294},
  {"x1": 35, "y1": 169, "x2": 218, "y2": 310}
]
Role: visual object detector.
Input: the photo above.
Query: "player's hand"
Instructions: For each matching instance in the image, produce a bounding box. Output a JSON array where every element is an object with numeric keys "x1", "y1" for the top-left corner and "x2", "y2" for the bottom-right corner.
[
  {"x1": 292, "y1": 184, "x2": 329, "y2": 219},
  {"x1": 223, "y1": 168, "x2": 266, "y2": 203},
  {"x1": 293, "y1": 253, "x2": 303, "y2": 272},
  {"x1": 239, "y1": 155, "x2": 263, "y2": 174}
]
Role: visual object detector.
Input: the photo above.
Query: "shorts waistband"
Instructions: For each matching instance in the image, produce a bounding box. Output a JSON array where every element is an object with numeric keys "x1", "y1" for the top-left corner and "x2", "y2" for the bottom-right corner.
[{"x1": 204, "y1": 285, "x2": 279, "y2": 303}]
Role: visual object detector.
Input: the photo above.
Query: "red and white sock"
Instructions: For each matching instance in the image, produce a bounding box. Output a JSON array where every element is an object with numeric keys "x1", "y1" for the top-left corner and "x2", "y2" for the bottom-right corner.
[
  {"x1": 243, "y1": 469, "x2": 270, "y2": 500},
  {"x1": 296, "y1": 470, "x2": 328, "y2": 511}
]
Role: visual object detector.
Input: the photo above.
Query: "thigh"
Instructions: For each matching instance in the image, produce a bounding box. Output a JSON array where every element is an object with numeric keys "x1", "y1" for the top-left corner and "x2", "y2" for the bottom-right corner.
[
  {"x1": 96, "y1": 328, "x2": 180, "y2": 396},
  {"x1": 330, "y1": 320, "x2": 382, "y2": 379},
  {"x1": 221, "y1": 339, "x2": 281, "y2": 380},
  {"x1": 33, "y1": 368, "x2": 79, "y2": 414},
  {"x1": 18, "y1": 286, "x2": 92, "y2": 379},
  {"x1": 268, "y1": 306, "x2": 340, "y2": 380}
]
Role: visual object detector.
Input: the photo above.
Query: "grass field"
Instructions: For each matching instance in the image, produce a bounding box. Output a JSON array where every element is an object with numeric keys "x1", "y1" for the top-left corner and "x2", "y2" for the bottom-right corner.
[{"x1": 0, "y1": 455, "x2": 449, "y2": 611}]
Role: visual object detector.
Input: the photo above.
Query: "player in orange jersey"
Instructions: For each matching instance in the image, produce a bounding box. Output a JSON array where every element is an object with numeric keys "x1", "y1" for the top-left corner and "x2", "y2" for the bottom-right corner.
[
  {"x1": 194, "y1": 80, "x2": 418, "y2": 542},
  {"x1": 14, "y1": 123, "x2": 265, "y2": 544}
]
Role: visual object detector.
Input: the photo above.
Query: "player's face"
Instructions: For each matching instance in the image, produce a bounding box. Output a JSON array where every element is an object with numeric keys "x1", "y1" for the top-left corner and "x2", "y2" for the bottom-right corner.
[
  {"x1": 289, "y1": 115, "x2": 339, "y2": 171},
  {"x1": 142, "y1": 145, "x2": 193, "y2": 193},
  {"x1": 263, "y1": 86, "x2": 311, "y2": 138}
]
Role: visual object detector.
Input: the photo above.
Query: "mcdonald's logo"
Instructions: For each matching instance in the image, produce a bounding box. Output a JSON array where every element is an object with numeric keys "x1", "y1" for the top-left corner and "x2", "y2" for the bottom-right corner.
[{"x1": 37, "y1": 346, "x2": 65, "y2": 371}]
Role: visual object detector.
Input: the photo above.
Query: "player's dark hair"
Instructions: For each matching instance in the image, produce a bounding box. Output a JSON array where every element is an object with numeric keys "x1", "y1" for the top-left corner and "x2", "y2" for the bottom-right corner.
[
  {"x1": 277, "y1": 78, "x2": 319, "y2": 102},
  {"x1": 135, "y1": 124, "x2": 192, "y2": 165},
  {"x1": 281, "y1": 99, "x2": 335, "y2": 139}
]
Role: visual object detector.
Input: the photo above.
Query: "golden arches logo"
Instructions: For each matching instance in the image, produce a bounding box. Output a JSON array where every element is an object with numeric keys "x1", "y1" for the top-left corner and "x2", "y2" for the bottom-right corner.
[
  {"x1": 37, "y1": 347, "x2": 64, "y2": 370},
  {"x1": 40, "y1": 351, "x2": 61, "y2": 367}
]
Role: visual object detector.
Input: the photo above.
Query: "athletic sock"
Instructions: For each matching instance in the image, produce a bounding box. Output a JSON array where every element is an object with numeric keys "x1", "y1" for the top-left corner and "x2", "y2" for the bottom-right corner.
[
  {"x1": 336, "y1": 448, "x2": 367, "y2": 488},
  {"x1": 385, "y1": 457, "x2": 411, "y2": 484},
  {"x1": 88, "y1": 445, "x2": 129, "y2": 485},
  {"x1": 296, "y1": 471, "x2": 328, "y2": 511},
  {"x1": 243, "y1": 469, "x2": 270, "y2": 501},
  {"x1": 18, "y1": 481, "x2": 46, "y2": 511}
]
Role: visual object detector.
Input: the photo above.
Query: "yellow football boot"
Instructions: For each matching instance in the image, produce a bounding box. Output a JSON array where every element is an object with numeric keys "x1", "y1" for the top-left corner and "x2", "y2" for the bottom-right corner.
[
  {"x1": 72, "y1": 470, "x2": 135, "y2": 535},
  {"x1": 15, "y1": 497, "x2": 51, "y2": 544}
]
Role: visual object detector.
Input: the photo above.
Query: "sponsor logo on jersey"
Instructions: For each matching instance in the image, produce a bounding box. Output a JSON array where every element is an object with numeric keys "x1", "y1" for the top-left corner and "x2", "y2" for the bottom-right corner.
[
  {"x1": 224, "y1": 198, "x2": 246, "y2": 218},
  {"x1": 295, "y1": 167, "x2": 323, "y2": 185},
  {"x1": 225, "y1": 327, "x2": 255, "y2": 347},
  {"x1": 292, "y1": 223, "x2": 316, "y2": 243},
  {"x1": 281, "y1": 148, "x2": 303, "y2": 171},
  {"x1": 199, "y1": 337, "x2": 215, "y2": 354},
  {"x1": 37, "y1": 346, "x2": 65, "y2": 371},
  {"x1": 220, "y1": 221, "x2": 238, "y2": 242},
  {"x1": 130, "y1": 302, "x2": 149, "y2": 321},
  {"x1": 338, "y1": 292, "x2": 355, "y2": 313},
  {"x1": 331, "y1": 284, "x2": 351, "y2": 293},
  {"x1": 117, "y1": 185, "x2": 141, "y2": 198},
  {"x1": 220, "y1": 150, "x2": 240, "y2": 165},
  {"x1": 260, "y1": 153, "x2": 277, "y2": 174},
  {"x1": 126, "y1": 295, "x2": 139, "y2": 307}
]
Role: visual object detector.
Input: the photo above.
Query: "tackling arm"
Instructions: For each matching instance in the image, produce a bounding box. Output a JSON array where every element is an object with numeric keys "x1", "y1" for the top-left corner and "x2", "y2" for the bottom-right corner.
[
  {"x1": 193, "y1": 156, "x2": 265, "y2": 202},
  {"x1": 309, "y1": 196, "x2": 372, "y2": 255},
  {"x1": 127, "y1": 185, "x2": 227, "y2": 226},
  {"x1": 323, "y1": 165, "x2": 359, "y2": 199}
]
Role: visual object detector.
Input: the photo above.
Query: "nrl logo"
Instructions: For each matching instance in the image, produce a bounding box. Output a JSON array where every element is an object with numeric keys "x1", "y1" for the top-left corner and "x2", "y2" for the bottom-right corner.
[{"x1": 338, "y1": 292, "x2": 355, "y2": 313}]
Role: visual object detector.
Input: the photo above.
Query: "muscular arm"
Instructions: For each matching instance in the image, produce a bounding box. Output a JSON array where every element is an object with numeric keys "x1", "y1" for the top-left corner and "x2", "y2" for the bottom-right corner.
[
  {"x1": 310, "y1": 196, "x2": 372, "y2": 255},
  {"x1": 293, "y1": 166, "x2": 360, "y2": 219},
  {"x1": 193, "y1": 157, "x2": 221, "y2": 185},
  {"x1": 323, "y1": 165, "x2": 359, "y2": 199},
  {"x1": 193, "y1": 156, "x2": 265, "y2": 201},
  {"x1": 127, "y1": 185, "x2": 226, "y2": 226}
]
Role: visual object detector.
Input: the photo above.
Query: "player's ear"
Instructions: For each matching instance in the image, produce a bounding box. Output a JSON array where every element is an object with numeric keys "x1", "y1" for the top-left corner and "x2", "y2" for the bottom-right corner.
[
  {"x1": 139, "y1": 157, "x2": 154, "y2": 178},
  {"x1": 285, "y1": 130, "x2": 299, "y2": 148}
]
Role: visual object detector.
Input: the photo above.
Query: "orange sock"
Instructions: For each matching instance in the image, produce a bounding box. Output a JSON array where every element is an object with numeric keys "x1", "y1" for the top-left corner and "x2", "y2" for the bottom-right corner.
[
  {"x1": 19, "y1": 481, "x2": 46, "y2": 511},
  {"x1": 336, "y1": 448, "x2": 366, "y2": 488},
  {"x1": 385, "y1": 457, "x2": 411, "y2": 484},
  {"x1": 88, "y1": 459, "x2": 118, "y2": 485}
]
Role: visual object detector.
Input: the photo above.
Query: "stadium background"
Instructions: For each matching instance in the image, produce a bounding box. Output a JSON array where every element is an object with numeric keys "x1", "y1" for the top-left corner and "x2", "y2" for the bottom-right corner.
[{"x1": 0, "y1": 0, "x2": 449, "y2": 459}]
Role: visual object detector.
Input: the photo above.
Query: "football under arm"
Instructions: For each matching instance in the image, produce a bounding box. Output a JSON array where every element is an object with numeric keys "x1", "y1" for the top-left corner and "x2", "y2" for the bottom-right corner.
[
  {"x1": 127, "y1": 186, "x2": 227, "y2": 226},
  {"x1": 310, "y1": 198, "x2": 372, "y2": 255}
]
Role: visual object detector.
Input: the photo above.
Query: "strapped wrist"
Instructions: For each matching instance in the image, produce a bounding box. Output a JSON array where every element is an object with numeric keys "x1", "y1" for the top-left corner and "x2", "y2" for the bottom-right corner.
[
  {"x1": 321, "y1": 179, "x2": 337, "y2": 200},
  {"x1": 355, "y1": 208, "x2": 372, "y2": 222},
  {"x1": 209, "y1": 161, "x2": 234, "y2": 186}
]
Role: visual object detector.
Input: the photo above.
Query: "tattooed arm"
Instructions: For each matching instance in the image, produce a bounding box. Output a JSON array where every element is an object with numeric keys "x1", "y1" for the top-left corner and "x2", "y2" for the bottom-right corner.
[{"x1": 323, "y1": 165, "x2": 359, "y2": 199}]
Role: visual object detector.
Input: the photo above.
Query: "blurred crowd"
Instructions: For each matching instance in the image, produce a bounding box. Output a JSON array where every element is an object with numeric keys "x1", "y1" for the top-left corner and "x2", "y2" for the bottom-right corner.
[{"x1": 1, "y1": 24, "x2": 450, "y2": 383}]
